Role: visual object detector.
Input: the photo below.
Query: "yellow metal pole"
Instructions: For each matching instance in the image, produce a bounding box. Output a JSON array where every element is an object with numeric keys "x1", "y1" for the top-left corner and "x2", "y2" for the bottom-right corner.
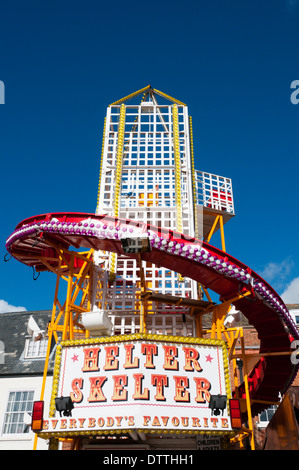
[
  {"x1": 140, "y1": 301, "x2": 146, "y2": 334},
  {"x1": 211, "y1": 302, "x2": 232, "y2": 340},
  {"x1": 138, "y1": 254, "x2": 147, "y2": 333},
  {"x1": 216, "y1": 306, "x2": 223, "y2": 340},
  {"x1": 33, "y1": 255, "x2": 63, "y2": 450},
  {"x1": 172, "y1": 104, "x2": 183, "y2": 235},
  {"x1": 205, "y1": 215, "x2": 220, "y2": 244},
  {"x1": 32, "y1": 325, "x2": 54, "y2": 450},
  {"x1": 232, "y1": 358, "x2": 240, "y2": 397},
  {"x1": 51, "y1": 255, "x2": 62, "y2": 343},
  {"x1": 109, "y1": 103, "x2": 126, "y2": 281},
  {"x1": 219, "y1": 215, "x2": 226, "y2": 252},
  {"x1": 211, "y1": 308, "x2": 217, "y2": 339},
  {"x1": 70, "y1": 252, "x2": 93, "y2": 306},
  {"x1": 153, "y1": 88, "x2": 186, "y2": 106},
  {"x1": 172, "y1": 104, "x2": 184, "y2": 282},
  {"x1": 63, "y1": 252, "x2": 74, "y2": 340},
  {"x1": 69, "y1": 307, "x2": 74, "y2": 340},
  {"x1": 224, "y1": 328, "x2": 241, "y2": 398},
  {"x1": 109, "y1": 85, "x2": 151, "y2": 106},
  {"x1": 113, "y1": 103, "x2": 126, "y2": 216}
]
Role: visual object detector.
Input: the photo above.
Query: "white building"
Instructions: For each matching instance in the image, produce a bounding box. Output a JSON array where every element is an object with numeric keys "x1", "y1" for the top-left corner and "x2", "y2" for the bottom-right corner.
[{"x1": 0, "y1": 311, "x2": 54, "y2": 450}]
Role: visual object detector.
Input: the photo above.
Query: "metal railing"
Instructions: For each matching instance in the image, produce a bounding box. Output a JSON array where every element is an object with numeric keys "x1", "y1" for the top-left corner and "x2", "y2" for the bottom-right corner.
[{"x1": 195, "y1": 171, "x2": 234, "y2": 214}]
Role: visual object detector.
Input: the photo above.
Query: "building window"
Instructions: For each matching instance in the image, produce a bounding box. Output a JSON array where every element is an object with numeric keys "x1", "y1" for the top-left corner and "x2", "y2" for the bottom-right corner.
[
  {"x1": 2, "y1": 390, "x2": 34, "y2": 434},
  {"x1": 24, "y1": 337, "x2": 48, "y2": 359},
  {"x1": 289, "y1": 309, "x2": 299, "y2": 326},
  {"x1": 258, "y1": 404, "x2": 278, "y2": 427}
]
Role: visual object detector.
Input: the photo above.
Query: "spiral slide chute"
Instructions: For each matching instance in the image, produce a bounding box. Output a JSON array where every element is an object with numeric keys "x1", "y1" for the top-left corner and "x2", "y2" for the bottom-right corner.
[{"x1": 5, "y1": 212, "x2": 299, "y2": 417}]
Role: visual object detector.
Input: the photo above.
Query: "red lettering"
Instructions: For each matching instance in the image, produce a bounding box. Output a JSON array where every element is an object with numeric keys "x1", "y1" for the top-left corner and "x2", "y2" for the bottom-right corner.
[
  {"x1": 97, "y1": 417, "x2": 104, "y2": 427},
  {"x1": 78, "y1": 418, "x2": 86, "y2": 428},
  {"x1": 210, "y1": 417, "x2": 218, "y2": 428},
  {"x1": 88, "y1": 376, "x2": 107, "y2": 402},
  {"x1": 43, "y1": 420, "x2": 49, "y2": 430},
  {"x1": 107, "y1": 417, "x2": 114, "y2": 427},
  {"x1": 69, "y1": 419, "x2": 77, "y2": 429},
  {"x1": 132, "y1": 373, "x2": 149, "y2": 400},
  {"x1": 115, "y1": 416, "x2": 123, "y2": 426},
  {"x1": 143, "y1": 416, "x2": 151, "y2": 426},
  {"x1": 81, "y1": 347, "x2": 101, "y2": 372},
  {"x1": 152, "y1": 416, "x2": 161, "y2": 426},
  {"x1": 111, "y1": 374, "x2": 128, "y2": 401},
  {"x1": 70, "y1": 377, "x2": 83, "y2": 403},
  {"x1": 221, "y1": 418, "x2": 228, "y2": 428},
  {"x1": 123, "y1": 344, "x2": 139, "y2": 368},
  {"x1": 192, "y1": 417, "x2": 201, "y2": 427},
  {"x1": 51, "y1": 419, "x2": 58, "y2": 429},
  {"x1": 181, "y1": 417, "x2": 189, "y2": 427},
  {"x1": 172, "y1": 416, "x2": 179, "y2": 427},
  {"x1": 151, "y1": 374, "x2": 168, "y2": 401},
  {"x1": 60, "y1": 419, "x2": 67, "y2": 429},
  {"x1": 141, "y1": 343, "x2": 157, "y2": 368},
  {"x1": 163, "y1": 345, "x2": 178, "y2": 370},
  {"x1": 103, "y1": 345, "x2": 119, "y2": 370},
  {"x1": 128, "y1": 416, "x2": 134, "y2": 426},
  {"x1": 88, "y1": 418, "x2": 96, "y2": 428},
  {"x1": 161, "y1": 416, "x2": 169, "y2": 426},
  {"x1": 182, "y1": 347, "x2": 202, "y2": 372},
  {"x1": 193, "y1": 377, "x2": 211, "y2": 403},
  {"x1": 173, "y1": 376, "x2": 190, "y2": 402}
]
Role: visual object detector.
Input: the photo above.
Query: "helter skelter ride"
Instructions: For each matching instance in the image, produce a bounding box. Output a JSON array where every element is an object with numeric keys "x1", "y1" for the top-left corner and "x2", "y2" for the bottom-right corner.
[{"x1": 5, "y1": 86, "x2": 299, "y2": 451}]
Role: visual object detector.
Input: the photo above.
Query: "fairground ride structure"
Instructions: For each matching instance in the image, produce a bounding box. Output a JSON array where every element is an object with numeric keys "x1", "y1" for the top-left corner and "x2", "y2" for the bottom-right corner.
[{"x1": 5, "y1": 86, "x2": 299, "y2": 451}]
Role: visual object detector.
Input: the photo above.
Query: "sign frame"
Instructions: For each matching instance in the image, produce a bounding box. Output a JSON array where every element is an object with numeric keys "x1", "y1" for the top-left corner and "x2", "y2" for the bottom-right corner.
[{"x1": 39, "y1": 333, "x2": 235, "y2": 439}]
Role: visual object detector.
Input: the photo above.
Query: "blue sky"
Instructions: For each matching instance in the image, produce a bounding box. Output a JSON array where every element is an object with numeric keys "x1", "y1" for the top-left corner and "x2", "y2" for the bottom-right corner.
[{"x1": 1, "y1": 0, "x2": 299, "y2": 312}]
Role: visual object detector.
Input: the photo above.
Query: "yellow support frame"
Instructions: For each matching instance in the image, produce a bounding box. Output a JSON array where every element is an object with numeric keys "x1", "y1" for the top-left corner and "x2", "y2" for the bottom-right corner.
[
  {"x1": 32, "y1": 243, "x2": 260, "y2": 450},
  {"x1": 113, "y1": 103, "x2": 126, "y2": 217},
  {"x1": 196, "y1": 291, "x2": 255, "y2": 450},
  {"x1": 33, "y1": 244, "x2": 94, "y2": 450},
  {"x1": 137, "y1": 254, "x2": 147, "y2": 334},
  {"x1": 223, "y1": 327, "x2": 255, "y2": 450},
  {"x1": 29, "y1": 88, "x2": 255, "y2": 450},
  {"x1": 109, "y1": 103, "x2": 126, "y2": 281},
  {"x1": 152, "y1": 88, "x2": 186, "y2": 106},
  {"x1": 172, "y1": 104, "x2": 183, "y2": 234},
  {"x1": 204, "y1": 212, "x2": 226, "y2": 252},
  {"x1": 109, "y1": 85, "x2": 151, "y2": 106},
  {"x1": 172, "y1": 104, "x2": 184, "y2": 283},
  {"x1": 109, "y1": 85, "x2": 186, "y2": 107}
]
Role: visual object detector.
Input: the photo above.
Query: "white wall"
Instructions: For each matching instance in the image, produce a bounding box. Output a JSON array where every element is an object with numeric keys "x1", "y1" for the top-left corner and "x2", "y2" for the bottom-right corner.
[{"x1": 0, "y1": 375, "x2": 53, "y2": 450}]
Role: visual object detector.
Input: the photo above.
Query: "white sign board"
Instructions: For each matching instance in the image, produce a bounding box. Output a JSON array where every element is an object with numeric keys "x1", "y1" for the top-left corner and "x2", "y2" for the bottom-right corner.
[{"x1": 42, "y1": 334, "x2": 233, "y2": 437}]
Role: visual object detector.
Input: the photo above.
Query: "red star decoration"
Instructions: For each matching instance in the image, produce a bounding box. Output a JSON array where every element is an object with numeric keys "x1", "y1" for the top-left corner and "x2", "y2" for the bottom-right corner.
[
  {"x1": 71, "y1": 354, "x2": 79, "y2": 362},
  {"x1": 206, "y1": 354, "x2": 213, "y2": 363}
]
